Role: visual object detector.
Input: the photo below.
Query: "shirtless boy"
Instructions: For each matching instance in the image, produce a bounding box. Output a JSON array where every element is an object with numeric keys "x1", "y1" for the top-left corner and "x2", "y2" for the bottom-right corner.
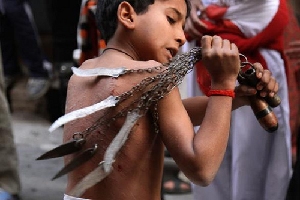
[{"x1": 61, "y1": 0, "x2": 278, "y2": 199}]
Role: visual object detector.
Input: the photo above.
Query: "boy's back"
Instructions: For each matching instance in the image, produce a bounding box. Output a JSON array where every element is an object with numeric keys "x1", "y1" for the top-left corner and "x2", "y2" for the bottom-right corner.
[{"x1": 64, "y1": 56, "x2": 167, "y2": 199}]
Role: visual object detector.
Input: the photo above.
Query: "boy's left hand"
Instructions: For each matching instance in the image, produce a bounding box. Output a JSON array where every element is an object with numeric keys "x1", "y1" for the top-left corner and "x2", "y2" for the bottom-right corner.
[{"x1": 235, "y1": 62, "x2": 278, "y2": 98}]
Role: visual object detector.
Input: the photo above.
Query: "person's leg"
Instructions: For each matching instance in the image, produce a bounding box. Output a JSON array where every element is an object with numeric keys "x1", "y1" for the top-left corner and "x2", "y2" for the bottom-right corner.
[
  {"x1": 4, "y1": 0, "x2": 48, "y2": 78},
  {"x1": 0, "y1": 11, "x2": 21, "y2": 78},
  {"x1": 3, "y1": 0, "x2": 50, "y2": 99},
  {"x1": 0, "y1": 10, "x2": 21, "y2": 108},
  {"x1": 0, "y1": 45, "x2": 21, "y2": 199}
]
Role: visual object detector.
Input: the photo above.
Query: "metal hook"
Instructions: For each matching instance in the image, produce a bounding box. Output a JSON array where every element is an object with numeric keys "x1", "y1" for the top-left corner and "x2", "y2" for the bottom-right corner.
[{"x1": 73, "y1": 132, "x2": 84, "y2": 140}]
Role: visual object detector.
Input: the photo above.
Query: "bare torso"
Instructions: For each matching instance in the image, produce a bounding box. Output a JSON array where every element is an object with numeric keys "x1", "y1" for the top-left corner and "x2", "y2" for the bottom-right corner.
[{"x1": 63, "y1": 57, "x2": 165, "y2": 199}]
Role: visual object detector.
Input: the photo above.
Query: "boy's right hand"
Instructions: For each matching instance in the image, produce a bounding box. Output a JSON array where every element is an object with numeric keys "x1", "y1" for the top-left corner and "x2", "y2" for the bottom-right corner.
[
  {"x1": 185, "y1": 0, "x2": 207, "y2": 39},
  {"x1": 201, "y1": 35, "x2": 240, "y2": 90}
]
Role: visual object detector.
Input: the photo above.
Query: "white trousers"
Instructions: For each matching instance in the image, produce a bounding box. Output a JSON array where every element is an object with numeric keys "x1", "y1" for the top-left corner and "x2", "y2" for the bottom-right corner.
[{"x1": 64, "y1": 194, "x2": 90, "y2": 200}]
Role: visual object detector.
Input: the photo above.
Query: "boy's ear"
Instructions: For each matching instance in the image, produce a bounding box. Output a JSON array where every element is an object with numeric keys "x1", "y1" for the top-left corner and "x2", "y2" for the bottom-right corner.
[{"x1": 117, "y1": 1, "x2": 136, "y2": 29}]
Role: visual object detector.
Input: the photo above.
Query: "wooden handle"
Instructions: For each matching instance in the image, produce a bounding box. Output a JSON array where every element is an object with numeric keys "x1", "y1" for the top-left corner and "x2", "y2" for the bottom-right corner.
[
  {"x1": 238, "y1": 68, "x2": 281, "y2": 108},
  {"x1": 249, "y1": 96, "x2": 278, "y2": 133}
]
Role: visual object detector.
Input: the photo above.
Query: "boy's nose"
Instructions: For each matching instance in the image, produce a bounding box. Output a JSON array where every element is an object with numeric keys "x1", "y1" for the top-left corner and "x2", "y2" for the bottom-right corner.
[{"x1": 176, "y1": 30, "x2": 187, "y2": 46}]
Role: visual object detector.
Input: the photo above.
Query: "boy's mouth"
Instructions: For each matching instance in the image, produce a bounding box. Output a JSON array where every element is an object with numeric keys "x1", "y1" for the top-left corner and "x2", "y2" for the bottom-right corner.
[{"x1": 167, "y1": 48, "x2": 178, "y2": 57}]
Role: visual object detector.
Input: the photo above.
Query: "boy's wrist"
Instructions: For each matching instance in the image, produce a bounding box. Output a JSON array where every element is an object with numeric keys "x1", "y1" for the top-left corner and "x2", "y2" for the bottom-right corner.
[
  {"x1": 207, "y1": 89, "x2": 235, "y2": 98},
  {"x1": 210, "y1": 80, "x2": 236, "y2": 91}
]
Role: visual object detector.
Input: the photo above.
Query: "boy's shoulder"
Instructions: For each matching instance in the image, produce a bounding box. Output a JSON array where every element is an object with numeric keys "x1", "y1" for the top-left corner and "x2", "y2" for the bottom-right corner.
[
  {"x1": 68, "y1": 58, "x2": 164, "y2": 92},
  {"x1": 80, "y1": 57, "x2": 161, "y2": 70},
  {"x1": 79, "y1": 57, "x2": 100, "y2": 69}
]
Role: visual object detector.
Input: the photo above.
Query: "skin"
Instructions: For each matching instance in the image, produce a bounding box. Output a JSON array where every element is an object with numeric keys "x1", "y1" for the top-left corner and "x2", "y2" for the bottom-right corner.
[
  {"x1": 63, "y1": 0, "x2": 278, "y2": 199},
  {"x1": 184, "y1": 0, "x2": 207, "y2": 39}
]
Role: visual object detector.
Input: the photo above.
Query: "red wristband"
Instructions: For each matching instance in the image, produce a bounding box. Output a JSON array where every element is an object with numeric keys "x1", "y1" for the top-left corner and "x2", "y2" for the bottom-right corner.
[{"x1": 207, "y1": 89, "x2": 235, "y2": 98}]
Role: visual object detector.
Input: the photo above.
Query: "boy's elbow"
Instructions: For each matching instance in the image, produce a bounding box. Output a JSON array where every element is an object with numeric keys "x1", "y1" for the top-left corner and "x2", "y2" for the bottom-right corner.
[
  {"x1": 188, "y1": 169, "x2": 216, "y2": 187},
  {"x1": 193, "y1": 174, "x2": 214, "y2": 187}
]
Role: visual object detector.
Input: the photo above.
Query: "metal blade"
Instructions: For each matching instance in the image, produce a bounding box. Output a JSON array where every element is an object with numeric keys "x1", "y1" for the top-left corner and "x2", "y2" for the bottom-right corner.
[
  {"x1": 51, "y1": 144, "x2": 98, "y2": 180},
  {"x1": 36, "y1": 139, "x2": 86, "y2": 160}
]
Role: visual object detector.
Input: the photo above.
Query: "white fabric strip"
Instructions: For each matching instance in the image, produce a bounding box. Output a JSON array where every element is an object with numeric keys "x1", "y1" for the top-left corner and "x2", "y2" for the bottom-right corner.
[
  {"x1": 68, "y1": 162, "x2": 111, "y2": 198},
  {"x1": 49, "y1": 96, "x2": 119, "y2": 132},
  {"x1": 69, "y1": 110, "x2": 141, "y2": 197},
  {"x1": 103, "y1": 110, "x2": 141, "y2": 172},
  {"x1": 72, "y1": 66, "x2": 126, "y2": 77},
  {"x1": 64, "y1": 194, "x2": 90, "y2": 200}
]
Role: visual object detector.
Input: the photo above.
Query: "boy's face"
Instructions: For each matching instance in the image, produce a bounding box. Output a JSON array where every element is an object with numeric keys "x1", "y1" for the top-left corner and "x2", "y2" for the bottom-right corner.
[{"x1": 133, "y1": 0, "x2": 188, "y2": 63}]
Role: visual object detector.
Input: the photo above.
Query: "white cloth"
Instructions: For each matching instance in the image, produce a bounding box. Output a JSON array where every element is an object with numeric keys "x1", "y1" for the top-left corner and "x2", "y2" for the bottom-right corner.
[
  {"x1": 64, "y1": 194, "x2": 90, "y2": 200},
  {"x1": 188, "y1": 0, "x2": 292, "y2": 200},
  {"x1": 202, "y1": 0, "x2": 279, "y2": 37}
]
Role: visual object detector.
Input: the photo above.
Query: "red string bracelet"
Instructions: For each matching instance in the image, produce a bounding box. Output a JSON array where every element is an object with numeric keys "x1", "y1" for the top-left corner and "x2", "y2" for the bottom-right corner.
[{"x1": 207, "y1": 89, "x2": 235, "y2": 98}]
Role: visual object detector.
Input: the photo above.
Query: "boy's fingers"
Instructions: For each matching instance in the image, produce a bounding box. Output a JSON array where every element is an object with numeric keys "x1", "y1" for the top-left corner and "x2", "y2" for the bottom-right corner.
[
  {"x1": 201, "y1": 35, "x2": 212, "y2": 50},
  {"x1": 222, "y1": 39, "x2": 231, "y2": 50},
  {"x1": 211, "y1": 35, "x2": 222, "y2": 48},
  {"x1": 268, "y1": 81, "x2": 278, "y2": 97},
  {"x1": 252, "y1": 63, "x2": 264, "y2": 78},
  {"x1": 235, "y1": 85, "x2": 257, "y2": 96},
  {"x1": 230, "y1": 42, "x2": 238, "y2": 52},
  {"x1": 274, "y1": 81, "x2": 279, "y2": 95},
  {"x1": 259, "y1": 76, "x2": 276, "y2": 97},
  {"x1": 267, "y1": 77, "x2": 278, "y2": 94}
]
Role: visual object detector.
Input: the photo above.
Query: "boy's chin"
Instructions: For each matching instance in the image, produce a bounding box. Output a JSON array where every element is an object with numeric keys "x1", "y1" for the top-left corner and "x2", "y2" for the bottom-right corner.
[{"x1": 158, "y1": 57, "x2": 172, "y2": 64}]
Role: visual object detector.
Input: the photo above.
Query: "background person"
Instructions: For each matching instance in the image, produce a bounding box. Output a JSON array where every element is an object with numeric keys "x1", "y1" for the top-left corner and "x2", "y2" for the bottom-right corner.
[
  {"x1": 0, "y1": 0, "x2": 51, "y2": 100},
  {"x1": 184, "y1": 0, "x2": 292, "y2": 199},
  {"x1": 0, "y1": 44, "x2": 21, "y2": 200}
]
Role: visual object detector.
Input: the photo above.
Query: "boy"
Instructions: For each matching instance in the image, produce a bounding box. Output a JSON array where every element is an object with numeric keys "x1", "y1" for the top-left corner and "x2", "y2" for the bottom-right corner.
[{"x1": 60, "y1": 0, "x2": 278, "y2": 199}]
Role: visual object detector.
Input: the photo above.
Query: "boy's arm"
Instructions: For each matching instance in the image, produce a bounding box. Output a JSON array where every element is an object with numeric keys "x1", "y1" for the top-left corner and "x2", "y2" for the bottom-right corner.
[
  {"x1": 158, "y1": 36, "x2": 238, "y2": 186},
  {"x1": 183, "y1": 61, "x2": 278, "y2": 126},
  {"x1": 182, "y1": 94, "x2": 247, "y2": 126},
  {"x1": 158, "y1": 36, "x2": 278, "y2": 186},
  {"x1": 159, "y1": 86, "x2": 234, "y2": 186},
  {"x1": 182, "y1": 96, "x2": 209, "y2": 125}
]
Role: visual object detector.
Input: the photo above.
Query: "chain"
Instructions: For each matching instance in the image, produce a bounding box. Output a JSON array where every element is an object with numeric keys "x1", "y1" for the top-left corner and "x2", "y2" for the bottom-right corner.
[
  {"x1": 73, "y1": 48, "x2": 251, "y2": 139},
  {"x1": 72, "y1": 47, "x2": 203, "y2": 138}
]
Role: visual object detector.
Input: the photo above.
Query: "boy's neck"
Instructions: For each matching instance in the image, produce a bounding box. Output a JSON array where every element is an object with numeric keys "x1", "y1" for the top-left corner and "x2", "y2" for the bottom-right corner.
[{"x1": 102, "y1": 47, "x2": 135, "y2": 60}]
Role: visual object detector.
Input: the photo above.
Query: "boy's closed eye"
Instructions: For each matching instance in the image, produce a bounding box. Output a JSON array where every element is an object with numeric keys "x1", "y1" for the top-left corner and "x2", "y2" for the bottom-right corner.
[
  {"x1": 167, "y1": 16, "x2": 176, "y2": 24},
  {"x1": 166, "y1": 8, "x2": 186, "y2": 31}
]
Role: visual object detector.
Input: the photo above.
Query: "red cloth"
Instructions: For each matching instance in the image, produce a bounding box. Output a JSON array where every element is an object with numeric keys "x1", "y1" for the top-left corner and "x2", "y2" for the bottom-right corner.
[
  {"x1": 191, "y1": 0, "x2": 299, "y2": 155},
  {"x1": 194, "y1": 0, "x2": 289, "y2": 95},
  {"x1": 78, "y1": 0, "x2": 106, "y2": 65}
]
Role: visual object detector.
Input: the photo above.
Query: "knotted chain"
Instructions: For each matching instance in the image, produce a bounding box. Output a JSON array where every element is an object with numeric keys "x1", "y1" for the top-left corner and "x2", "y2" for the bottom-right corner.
[{"x1": 75, "y1": 47, "x2": 203, "y2": 139}]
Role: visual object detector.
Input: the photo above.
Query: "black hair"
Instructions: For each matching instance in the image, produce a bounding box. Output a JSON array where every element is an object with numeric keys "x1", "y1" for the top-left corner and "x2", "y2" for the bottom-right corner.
[{"x1": 96, "y1": 0, "x2": 191, "y2": 43}]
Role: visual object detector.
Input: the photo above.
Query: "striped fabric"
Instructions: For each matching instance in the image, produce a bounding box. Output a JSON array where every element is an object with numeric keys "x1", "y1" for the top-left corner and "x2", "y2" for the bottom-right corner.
[
  {"x1": 77, "y1": 0, "x2": 106, "y2": 66},
  {"x1": 283, "y1": 4, "x2": 300, "y2": 158}
]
